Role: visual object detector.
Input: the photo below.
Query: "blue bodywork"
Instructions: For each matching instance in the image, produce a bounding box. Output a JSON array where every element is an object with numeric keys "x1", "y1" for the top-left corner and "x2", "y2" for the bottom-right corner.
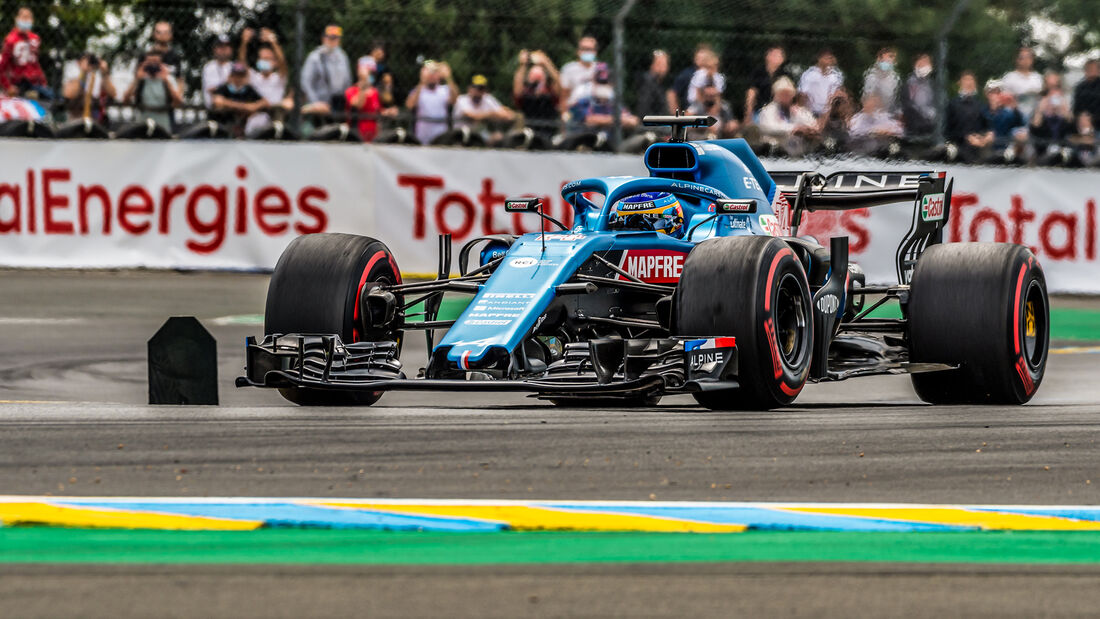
[{"x1": 438, "y1": 138, "x2": 780, "y2": 367}]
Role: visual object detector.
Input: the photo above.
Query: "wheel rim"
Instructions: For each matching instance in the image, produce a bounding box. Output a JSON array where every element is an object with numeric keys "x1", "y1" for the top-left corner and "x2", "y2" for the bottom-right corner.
[
  {"x1": 1022, "y1": 280, "x2": 1047, "y2": 370},
  {"x1": 774, "y1": 272, "x2": 809, "y2": 368}
]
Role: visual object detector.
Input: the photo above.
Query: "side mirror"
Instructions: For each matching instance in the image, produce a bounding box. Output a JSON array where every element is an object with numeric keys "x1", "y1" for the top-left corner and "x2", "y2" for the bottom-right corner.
[
  {"x1": 714, "y1": 198, "x2": 756, "y2": 214},
  {"x1": 505, "y1": 197, "x2": 542, "y2": 213}
]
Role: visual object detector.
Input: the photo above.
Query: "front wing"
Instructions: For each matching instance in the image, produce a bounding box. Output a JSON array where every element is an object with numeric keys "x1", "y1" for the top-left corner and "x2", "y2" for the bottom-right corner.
[{"x1": 234, "y1": 334, "x2": 740, "y2": 399}]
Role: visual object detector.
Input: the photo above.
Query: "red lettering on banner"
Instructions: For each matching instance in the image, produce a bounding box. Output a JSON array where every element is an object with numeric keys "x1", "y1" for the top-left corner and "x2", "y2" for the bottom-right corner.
[
  {"x1": 398, "y1": 174, "x2": 444, "y2": 239},
  {"x1": 118, "y1": 185, "x2": 154, "y2": 234},
  {"x1": 78, "y1": 185, "x2": 111, "y2": 235},
  {"x1": 434, "y1": 192, "x2": 476, "y2": 239},
  {"x1": 478, "y1": 178, "x2": 509, "y2": 235},
  {"x1": 841, "y1": 208, "x2": 870, "y2": 253},
  {"x1": 1088, "y1": 200, "x2": 1096, "y2": 261},
  {"x1": 25, "y1": 169, "x2": 35, "y2": 233},
  {"x1": 186, "y1": 185, "x2": 228, "y2": 253},
  {"x1": 0, "y1": 183, "x2": 20, "y2": 233},
  {"x1": 1008, "y1": 195, "x2": 1036, "y2": 250},
  {"x1": 42, "y1": 169, "x2": 73, "y2": 234},
  {"x1": 254, "y1": 187, "x2": 291, "y2": 235},
  {"x1": 295, "y1": 187, "x2": 328, "y2": 234},
  {"x1": 234, "y1": 166, "x2": 248, "y2": 234},
  {"x1": 949, "y1": 193, "x2": 979, "y2": 242},
  {"x1": 969, "y1": 208, "x2": 1008, "y2": 242},
  {"x1": 1039, "y1": 211, "x2": 1077, "y2": 260},
  {"x1": 159, "y1": 185, "x2": 186, "y2": 234}
]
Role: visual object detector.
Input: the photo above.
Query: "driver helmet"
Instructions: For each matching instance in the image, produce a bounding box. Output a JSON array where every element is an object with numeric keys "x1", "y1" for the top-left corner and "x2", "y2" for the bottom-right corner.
[{"x1": 608, "y1": 191, "x2": 685, "y2": 237}]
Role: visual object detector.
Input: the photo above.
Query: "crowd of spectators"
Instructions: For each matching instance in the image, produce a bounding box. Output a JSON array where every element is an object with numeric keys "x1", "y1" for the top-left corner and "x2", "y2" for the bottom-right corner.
[{"x1": 3, "y1": 4, "x2": 1100, "y2": 166}]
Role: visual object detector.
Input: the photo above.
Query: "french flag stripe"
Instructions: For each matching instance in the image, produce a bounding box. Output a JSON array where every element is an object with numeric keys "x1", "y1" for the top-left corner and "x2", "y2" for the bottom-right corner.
[
  {"x1": 685, "y1": 337, "x2": 736, "y2": 351},
  {"x1": 459, "y1": 351, "x2": 471, "y2": 370}
]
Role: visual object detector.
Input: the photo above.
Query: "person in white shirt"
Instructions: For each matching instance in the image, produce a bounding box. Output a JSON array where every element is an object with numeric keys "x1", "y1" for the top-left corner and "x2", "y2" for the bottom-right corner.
[
  {"x1": 452, "y1": 73, "x2": 514, "y2": 137},
  {"x1": 686, "y1": 47, "x2": 725, "y2": 106},
  {"x1": 238, "y1": 27, "x2": 293, "y2": 134},
  {"x1": 559, "y1": 35, "x2": 598, "y2": 109},
  {"x1": 758, "y1": 76, "x2": 818, "y2": 156},
  {"x1": 798, "y1": 49, "x2": 844, "y2": 116},
  {"x1": 862, "y1": 46, "x2": 900, "y2": 115},
  {"x1": 200, "y1": 34, "x2": 233, "y2": 109},
  {"x1": 406, "y1": 60, "x2": 458, "y2": 144},
  {"x1": 1001, "y1": 47, "x2": 1043, "y2": 119}
]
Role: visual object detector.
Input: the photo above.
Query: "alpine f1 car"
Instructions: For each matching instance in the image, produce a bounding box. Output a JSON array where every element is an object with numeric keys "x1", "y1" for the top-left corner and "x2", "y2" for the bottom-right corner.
[{"x1": 236, "y1": 115, "x2": 1049, "y2": 409}]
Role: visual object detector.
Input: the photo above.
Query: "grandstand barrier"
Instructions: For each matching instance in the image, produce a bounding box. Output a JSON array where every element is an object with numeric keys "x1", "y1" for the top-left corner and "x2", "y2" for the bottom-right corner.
[{"x1": 0, "y1": 140, "x2": 1096, "y2": 293}]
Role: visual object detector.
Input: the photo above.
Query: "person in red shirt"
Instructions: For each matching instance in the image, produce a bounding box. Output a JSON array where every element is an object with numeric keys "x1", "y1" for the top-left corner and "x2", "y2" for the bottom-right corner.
[
  {"x1": 0, "y1": 7, "x2": 51, "y2": 100},
  {"x1": 345, "y1": 56, "x2": 391, "y2": 141}
]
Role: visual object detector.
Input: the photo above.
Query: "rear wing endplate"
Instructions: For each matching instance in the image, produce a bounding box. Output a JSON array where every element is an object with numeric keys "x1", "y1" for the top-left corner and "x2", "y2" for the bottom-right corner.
[{"x1": 770, "y1": 170, "x2": 953, "y2": 285}]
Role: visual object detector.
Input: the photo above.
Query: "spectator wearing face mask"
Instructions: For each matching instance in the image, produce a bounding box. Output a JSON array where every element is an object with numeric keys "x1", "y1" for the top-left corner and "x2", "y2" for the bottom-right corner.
[
  {"x1": 122, "y1": 50, "x2": 183, "y2": 131},
  {"x1": 240, "y1": 27, "x2": 293, "y2": 130},
  {"x1": 862, "y1": 47, "x2": 900, "y2": 116},
  {"x1": 798, "y1": 49, "x2": 844, "y2": 117},
  {"x1": 559, "y1": 35, "x2": 599, "y2": 110},
  {"x1": 901, "y1": 53, "x2": 936, "y2": 137},
  {"x1": 300, "y1": 25, "x2": 351, "y2": 116},
  {"x1": 345, "y1": 57, "x2": 384, "y2": 141},
  {"x1": 210, "y1": 62, "x2": 268, "y2": 136},
  {"x1": 453, "y1": 74, "x2": 515, "y2": 140},
  {"x1": 0, "y1": 7, "x2": 50, "y2": 100},
  {"x1": 406, "y1": 60, "x2": 458, "y2": 144},
  {"x1": 513, "y1": 49, "x2": 562, "y2": 138},
  {"x1": 571, "y1": 63, "x2": 637, "y2": 132},
  {"x1": 201, "y1": 35, "x2": 234, "y2": 109}
]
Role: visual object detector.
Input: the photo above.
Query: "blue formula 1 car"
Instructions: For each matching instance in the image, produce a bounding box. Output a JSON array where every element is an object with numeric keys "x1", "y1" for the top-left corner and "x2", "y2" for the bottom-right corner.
[{"x1": 237, "y1": 116, "x2": 1050, "y2": 409}]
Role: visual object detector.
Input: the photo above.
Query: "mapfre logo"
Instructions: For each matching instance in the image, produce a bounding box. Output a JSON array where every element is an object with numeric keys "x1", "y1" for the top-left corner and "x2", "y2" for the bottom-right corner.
[
  {"x1": 617, "y1": 249, "x2": 687, "y2": 283},
  {"x1": 921, "y1": 193, "x2": 946, "y2": 222}
]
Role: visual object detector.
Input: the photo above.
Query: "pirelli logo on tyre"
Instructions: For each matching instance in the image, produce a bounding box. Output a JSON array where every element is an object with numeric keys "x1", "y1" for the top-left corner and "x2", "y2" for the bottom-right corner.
[{"x1": 921, "y1": 193, "x2": 946, "y2": 222}]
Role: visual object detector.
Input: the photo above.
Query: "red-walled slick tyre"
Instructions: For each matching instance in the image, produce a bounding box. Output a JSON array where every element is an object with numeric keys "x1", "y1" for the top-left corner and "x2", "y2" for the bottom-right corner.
[
  {"x1": 265, "y1": 233, "x2": 403, "y2": 406},
  {"x1": 675, "y1": 236, "x2": 813, "y2": 410},
  {"x1": 908, "y1": 242, "x2": 1048, "y2": 404}
]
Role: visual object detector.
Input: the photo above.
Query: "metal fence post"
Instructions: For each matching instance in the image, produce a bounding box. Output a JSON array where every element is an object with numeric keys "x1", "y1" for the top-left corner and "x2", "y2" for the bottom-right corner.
[
  {"x1": 612, "y1": 0, "x2": 638, "y2": 151},
  {"x1": 935, "y1": 0, "x2": 973, "y2": 145},
  {"x1": 294, "y1": 0, "x2": 307, "y2": 134}
]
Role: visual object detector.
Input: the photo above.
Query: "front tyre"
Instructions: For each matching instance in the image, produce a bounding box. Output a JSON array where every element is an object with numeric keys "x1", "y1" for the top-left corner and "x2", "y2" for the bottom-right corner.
[
  {"x1": 675, "y1": 236, "x2": 813, "y2": 410},
  {"x1": 908, "y1": 242, "x2": 1048, "y2": 404},
  {"x1": 265, "y1": 233, "x2": 403, "y2": 406}
]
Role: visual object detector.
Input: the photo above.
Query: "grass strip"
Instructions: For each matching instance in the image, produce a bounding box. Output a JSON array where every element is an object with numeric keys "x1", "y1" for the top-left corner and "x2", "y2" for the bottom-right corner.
[{"x1": 3, "y1": 529, "x2": 1100, "y2": 565}]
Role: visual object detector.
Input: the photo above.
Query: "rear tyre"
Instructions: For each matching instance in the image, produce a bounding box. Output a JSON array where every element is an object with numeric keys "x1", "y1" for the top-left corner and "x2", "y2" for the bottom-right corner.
[
  {"x1": 909, "y1": 243, "x2": 1048, "y2": 404},
  {"x1": 265, "y1": 233, "x2": 403, "y2": 406},
  {"x1": 675, "y1": 236, "x2": 813, "y2": 410}
]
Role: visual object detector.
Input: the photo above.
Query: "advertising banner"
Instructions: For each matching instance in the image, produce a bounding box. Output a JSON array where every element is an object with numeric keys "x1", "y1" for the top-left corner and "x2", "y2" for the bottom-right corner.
[
  {"x1": 0, "y1": 140, "x2": 1096, "y2": 292},
  {"x1": 0, "y1": 140, "x2": 370, "y2": 269}
]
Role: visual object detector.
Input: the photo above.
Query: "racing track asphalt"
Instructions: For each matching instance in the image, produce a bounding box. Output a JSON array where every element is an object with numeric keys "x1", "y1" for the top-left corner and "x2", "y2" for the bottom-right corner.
[{"x1": 2, "y1": 269, "x2": 1100, "y2": 618}]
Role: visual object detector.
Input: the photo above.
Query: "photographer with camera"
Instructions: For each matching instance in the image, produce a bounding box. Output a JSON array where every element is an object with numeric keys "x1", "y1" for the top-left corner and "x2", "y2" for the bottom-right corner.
[
  {"x1": 0, "y1": 7, "x2": 51, "y2": 101},
  {"x1": 512, "y1": 49, "x2": 562, "y2": 138},
  {"x1": 62, "y1": 52, "x2": 116, "y2": 123},
  {"x1": 406, "y1": 59, "x2": 457, "y2": 144},
  {"x1": 122, "y1": 50, "x2": 183, "y2": 132}
]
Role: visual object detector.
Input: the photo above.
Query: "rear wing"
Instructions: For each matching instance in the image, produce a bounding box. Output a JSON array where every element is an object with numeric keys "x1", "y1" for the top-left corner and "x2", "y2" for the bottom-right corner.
[{"x1": 770, "y1": 171, "x2": 953, "y2": 285}]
